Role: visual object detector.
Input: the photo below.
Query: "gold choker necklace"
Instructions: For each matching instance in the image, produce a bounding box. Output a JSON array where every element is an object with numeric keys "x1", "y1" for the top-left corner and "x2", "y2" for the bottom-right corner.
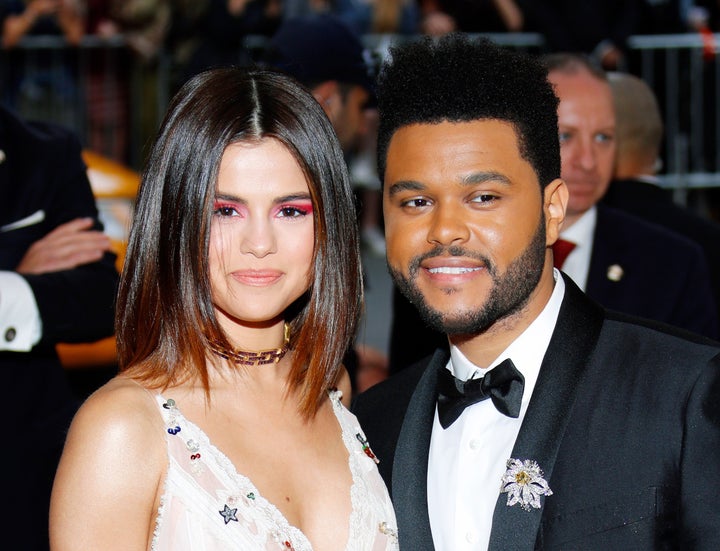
[{"x1": 208, "y1": 325, "x2": 290, "y2": 366}]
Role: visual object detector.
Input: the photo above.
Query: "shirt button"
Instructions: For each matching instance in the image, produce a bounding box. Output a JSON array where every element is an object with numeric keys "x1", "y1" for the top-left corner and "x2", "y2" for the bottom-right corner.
[
  {"x1": 469, "y1": 439, "x2": 480, "y2": 450},
  {"x1": 465, "y1": 530, "x2": 478, "y2": 543},
  {"x1": 5, "y1": 327, "x2": 16, "y2": 342}
]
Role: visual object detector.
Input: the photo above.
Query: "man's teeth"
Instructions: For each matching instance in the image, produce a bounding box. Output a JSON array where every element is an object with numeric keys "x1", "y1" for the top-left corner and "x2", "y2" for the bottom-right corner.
[{"x1": 428, "y1": 267, "x2": 481, "y2": 274}]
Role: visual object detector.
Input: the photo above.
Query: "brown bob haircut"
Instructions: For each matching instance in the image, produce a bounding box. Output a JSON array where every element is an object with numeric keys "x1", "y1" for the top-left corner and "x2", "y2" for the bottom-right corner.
[{"x1": 116, "y1": 67, "x2": 363, "y2": 417}]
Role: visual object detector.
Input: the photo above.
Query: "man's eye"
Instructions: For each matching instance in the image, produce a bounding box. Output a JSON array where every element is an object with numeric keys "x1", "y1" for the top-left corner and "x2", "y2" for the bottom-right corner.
[
  {"x1": 402, "y1": 198, "x2": 430, "y2": 208},
  {"x1": 471, "y1": 194, "x2": 497, "y2": 204}
]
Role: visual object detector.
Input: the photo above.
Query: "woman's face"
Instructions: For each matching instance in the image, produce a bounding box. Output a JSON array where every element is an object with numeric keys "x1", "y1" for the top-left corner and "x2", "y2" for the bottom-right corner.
[{"x1": 209, "y1": 139, "x2": 315, "y2": 333}]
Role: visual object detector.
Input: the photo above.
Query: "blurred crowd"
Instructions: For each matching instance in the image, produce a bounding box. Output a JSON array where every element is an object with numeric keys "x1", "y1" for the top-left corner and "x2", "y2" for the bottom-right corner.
[
  {"x1": 4, "y1": 1, "x2": 720, "y2": 71},
  {"x1": 3, "y1": 1, "x2": 720, "y2": 166}
]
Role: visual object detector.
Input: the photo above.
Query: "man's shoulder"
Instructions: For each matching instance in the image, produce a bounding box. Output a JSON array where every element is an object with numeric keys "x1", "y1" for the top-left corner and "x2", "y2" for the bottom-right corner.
[
  {"x1": 596, "y1": 203, "x2": 703, "y2": 248},
  {"x1": 593, "y1": 204, "x2": 708, "y2": 273},
  {"x1": 0, "y1": 106, "x2": 81, "y2": 158},
  {"x1": 351, "y1": 356, "x2": 438, "y2": 484},
  {"x1": 353, "y1": 357, "x2": 432, "y2": 415},
  {"x1": 600, "y1": 309, "x2": 720, "y2": 364},
  {"x1": 605, "y1": 181, "x2": 720, "y2": 253}
]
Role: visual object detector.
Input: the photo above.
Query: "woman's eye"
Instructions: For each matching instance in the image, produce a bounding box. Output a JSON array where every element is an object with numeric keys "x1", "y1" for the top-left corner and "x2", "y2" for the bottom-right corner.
[
  {"x1": 278, "y1": 206, "x2": 309, "y2": 218},
  {"x1": 214, "y1": 205, "x2": 238, "y2": 217}
]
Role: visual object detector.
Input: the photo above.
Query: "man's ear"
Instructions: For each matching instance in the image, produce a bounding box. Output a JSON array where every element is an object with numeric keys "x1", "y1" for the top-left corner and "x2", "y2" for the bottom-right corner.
[
  {"x1": 312, "y1": 80, "x2": 341, "y2": 119},
  {"x1": 543, "y1": 178, "x2": 569, "y2": 246}
]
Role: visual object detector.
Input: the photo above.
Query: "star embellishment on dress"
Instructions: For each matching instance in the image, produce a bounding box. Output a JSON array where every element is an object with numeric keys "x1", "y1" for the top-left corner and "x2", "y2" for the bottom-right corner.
[
  {"x1": 219, "y1": 503, "x2": 239, "y2": 524},
  {"x1": 500, "y1": 458, "x2": 553, "y2": 511}
]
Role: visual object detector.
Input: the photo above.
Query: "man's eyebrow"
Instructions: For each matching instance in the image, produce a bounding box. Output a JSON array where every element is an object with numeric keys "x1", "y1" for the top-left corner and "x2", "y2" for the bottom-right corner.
[
  {"x1": 387, "y1": 172, "x2": 513, "y2": 197},
  {"x1": 462, "y1": 171, "x2": 512, "y2": 186},
  {"x1": 387, "y1": 180, "x2": 425, "y2": 197}
]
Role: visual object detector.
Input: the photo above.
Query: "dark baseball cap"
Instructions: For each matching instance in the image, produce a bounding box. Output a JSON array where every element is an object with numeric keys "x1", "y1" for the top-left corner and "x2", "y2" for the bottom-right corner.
[{"x1": 264, "y1": 14, "x2": 376, "y2": 96}]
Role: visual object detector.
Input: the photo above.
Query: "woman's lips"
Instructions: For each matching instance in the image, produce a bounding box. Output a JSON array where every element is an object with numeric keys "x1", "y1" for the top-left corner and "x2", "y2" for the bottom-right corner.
[{"x1": 231, "y1": 270, "x2": 283, "y2": 286}]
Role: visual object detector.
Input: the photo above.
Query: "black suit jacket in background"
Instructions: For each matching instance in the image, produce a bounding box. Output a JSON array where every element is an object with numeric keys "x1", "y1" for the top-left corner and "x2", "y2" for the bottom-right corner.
[
  {"x1": 0, "y1": 105, "x2": 119, "y2": 551},
  {"x1": 353, "y1": 275, "x2": 720, "y2": 550},
  {"x1": 586, "y1": 204, "x2": 718, "y2": 339},
  {"x1": 602, "y1": 178, "x2": 720, "y2": 322}
]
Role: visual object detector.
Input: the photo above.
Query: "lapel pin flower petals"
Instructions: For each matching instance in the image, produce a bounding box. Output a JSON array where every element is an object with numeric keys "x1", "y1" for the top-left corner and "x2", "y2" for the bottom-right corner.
[{"x1": 500, "y1": 458, "x2": 553, "y2": 511}]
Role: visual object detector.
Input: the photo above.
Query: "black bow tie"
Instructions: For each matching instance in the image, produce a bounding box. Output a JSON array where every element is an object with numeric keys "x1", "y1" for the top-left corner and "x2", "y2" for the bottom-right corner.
[{"x1": 436, "y1": 358, "x2": 525, "y2": 429}]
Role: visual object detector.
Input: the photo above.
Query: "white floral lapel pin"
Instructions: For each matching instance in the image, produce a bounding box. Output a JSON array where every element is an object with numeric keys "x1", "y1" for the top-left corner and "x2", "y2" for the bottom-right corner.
[{"x1": 500, "y1": 458, "x2": 553, "y2": 511}]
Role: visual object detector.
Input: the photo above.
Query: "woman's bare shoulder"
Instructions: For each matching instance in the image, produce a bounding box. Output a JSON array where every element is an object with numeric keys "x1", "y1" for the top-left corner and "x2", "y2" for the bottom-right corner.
[
  {"x1": 51, "y1": 378, "x2": 168, "y2": 550},
  {"x1": 65, "y1": 375, "x2": 167, "y2": 467}
]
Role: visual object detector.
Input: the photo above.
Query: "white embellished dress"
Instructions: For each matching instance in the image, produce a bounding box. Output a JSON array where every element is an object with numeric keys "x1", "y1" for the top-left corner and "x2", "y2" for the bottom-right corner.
[{"x1": 151, "y1": 390, "x2": 398, "y2": 551}]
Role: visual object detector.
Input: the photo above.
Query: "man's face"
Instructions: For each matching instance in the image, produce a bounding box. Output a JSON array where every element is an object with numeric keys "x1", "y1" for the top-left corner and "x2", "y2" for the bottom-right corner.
[
  {"x1": 383, "y1": 120, "x2": 555, "y2": 336},
  {"x1": 549, "y1": 68, "x2": 616, "y2": 224},
  {"x1": 334, "y1": 84, "x2": 370, "y2": 151}
]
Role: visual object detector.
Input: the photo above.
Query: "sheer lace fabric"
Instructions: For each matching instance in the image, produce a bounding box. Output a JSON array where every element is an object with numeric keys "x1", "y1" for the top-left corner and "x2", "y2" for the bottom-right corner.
[{"x1": 151, "y1": 390, "x2": 398, "y2": 550}]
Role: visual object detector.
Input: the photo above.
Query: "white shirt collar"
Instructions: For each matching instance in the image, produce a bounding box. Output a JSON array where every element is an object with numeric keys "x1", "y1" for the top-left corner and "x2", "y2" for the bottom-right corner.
[{"x1": 448, "y1": 269, "x2": 565, "y2": 397}]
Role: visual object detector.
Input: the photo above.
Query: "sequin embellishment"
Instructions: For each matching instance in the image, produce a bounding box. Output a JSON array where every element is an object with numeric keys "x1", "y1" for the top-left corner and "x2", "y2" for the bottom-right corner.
[
  {"x1": 356, "y1": 433, "x2": 380, "y2": 464},
  {"x1": 219, "y1": 504, "x2": 239, "y2": 524}
]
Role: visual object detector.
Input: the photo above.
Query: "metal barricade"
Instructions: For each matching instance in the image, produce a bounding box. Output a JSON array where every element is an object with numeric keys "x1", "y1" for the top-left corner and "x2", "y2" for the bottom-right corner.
[
  {"x1": 627, "y1": 33, "x2": 720, "y2": 190},
  {"x1": 1, "y1": 32, "x2": 719, "y2": 191},
  {"x1": 0, "y1": 35, "x2": 170, "y2": 170}
]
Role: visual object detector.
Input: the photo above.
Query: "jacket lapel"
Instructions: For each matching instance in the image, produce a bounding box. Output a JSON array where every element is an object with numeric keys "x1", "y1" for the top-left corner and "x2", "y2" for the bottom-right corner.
[
  {"x1": 392, "y1": 349, "x2": 448, "y2": 551},
  {"x1": 489, "y1": 275, "x2": 605, "y2": 550}
]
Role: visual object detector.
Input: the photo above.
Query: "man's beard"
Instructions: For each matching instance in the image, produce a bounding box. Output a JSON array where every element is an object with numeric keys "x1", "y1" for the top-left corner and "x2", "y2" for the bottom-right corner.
[{"x1": 389, "y1": 217, "x2": 547, "y2": 336}]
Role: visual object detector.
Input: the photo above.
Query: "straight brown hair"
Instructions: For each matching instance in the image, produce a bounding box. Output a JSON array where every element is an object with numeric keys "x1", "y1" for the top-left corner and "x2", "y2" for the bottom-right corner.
[{"x1": 116, "y1": 67, "x2": 362, "y2": 418}]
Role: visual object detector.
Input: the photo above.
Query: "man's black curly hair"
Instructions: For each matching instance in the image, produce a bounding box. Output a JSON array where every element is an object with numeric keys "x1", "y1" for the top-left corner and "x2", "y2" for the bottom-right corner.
[{"x1": 376, "y1": 33, "x2": 560, "y2": 189}]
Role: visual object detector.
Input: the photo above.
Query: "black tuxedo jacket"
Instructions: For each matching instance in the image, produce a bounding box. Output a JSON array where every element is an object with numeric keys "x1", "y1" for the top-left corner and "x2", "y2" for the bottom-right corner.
[
  {"x1": 353, "y1": 275, "x2": 720, "y2": 550},
  {"x1": 0, "y1": 106, "x2": 119, "y2": 551}
]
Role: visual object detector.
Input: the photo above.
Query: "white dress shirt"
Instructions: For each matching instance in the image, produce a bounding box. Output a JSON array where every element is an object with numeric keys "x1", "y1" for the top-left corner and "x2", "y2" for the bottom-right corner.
[
  {"x1": 558, "y1": 207, "x2": 596, "y2": 291},
  {"x1": 0, "y1": 271, "x2": 42, "y2": 351},
  {"x1": 427, "y1": 270, "x2": 565, "y2": 550}
]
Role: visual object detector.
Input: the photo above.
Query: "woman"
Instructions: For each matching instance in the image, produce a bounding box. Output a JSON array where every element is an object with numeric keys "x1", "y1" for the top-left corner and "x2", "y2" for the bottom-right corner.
[{"x1": 49, "y1": 67, "x2": 397, "y2": 550}]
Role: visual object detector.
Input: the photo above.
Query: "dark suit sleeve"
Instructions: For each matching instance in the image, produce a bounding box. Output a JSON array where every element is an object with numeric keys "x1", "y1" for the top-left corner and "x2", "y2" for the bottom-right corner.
[
  {"x1": 352, "y1": 361, "x2": 430, "y2": 489},
  {"x1": 680, "y1": 354, "x2": 720, "y2": 548},
  {"x1": 19, "y1": 126, "x2": 119, "y2": 344}
]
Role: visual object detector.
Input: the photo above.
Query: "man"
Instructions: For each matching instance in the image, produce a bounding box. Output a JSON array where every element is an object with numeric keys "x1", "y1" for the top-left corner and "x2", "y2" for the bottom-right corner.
[
  {"x1": 264, "y1": 14, "x2": 389, "y2": 389},
  {"x1": 352, "y1": 34, "x2": 720, "y2": 550},
  {"x1": 601, "y1": 71, "x2": 720, "y2": 321},
  {"x1": 387, "y1": 52, "x2": 719, "y2": 370},
  {"x1": 1, "y1": 104, "x2": 119, "y2": 550},
  {"x1": 264, "y1": 13, "x2": 372, "y2": 152},
  {"x1": 546, "y1": 54, "x2": 718, "y2": 339}
]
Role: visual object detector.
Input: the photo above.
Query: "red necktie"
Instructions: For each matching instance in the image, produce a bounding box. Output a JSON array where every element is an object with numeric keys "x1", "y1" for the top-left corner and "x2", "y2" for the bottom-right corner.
[{"x1": 552, "y1": 238, "x2": 576, "y2": 269}]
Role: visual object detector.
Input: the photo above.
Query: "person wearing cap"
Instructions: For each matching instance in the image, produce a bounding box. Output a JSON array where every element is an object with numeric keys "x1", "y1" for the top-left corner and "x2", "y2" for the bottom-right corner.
[
  {"x1": 265, "y1": 13, "x2": 390, "y2": 392},
  {"x1": 265, "y1": 13, "x2": 373, "y2": 151}
]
